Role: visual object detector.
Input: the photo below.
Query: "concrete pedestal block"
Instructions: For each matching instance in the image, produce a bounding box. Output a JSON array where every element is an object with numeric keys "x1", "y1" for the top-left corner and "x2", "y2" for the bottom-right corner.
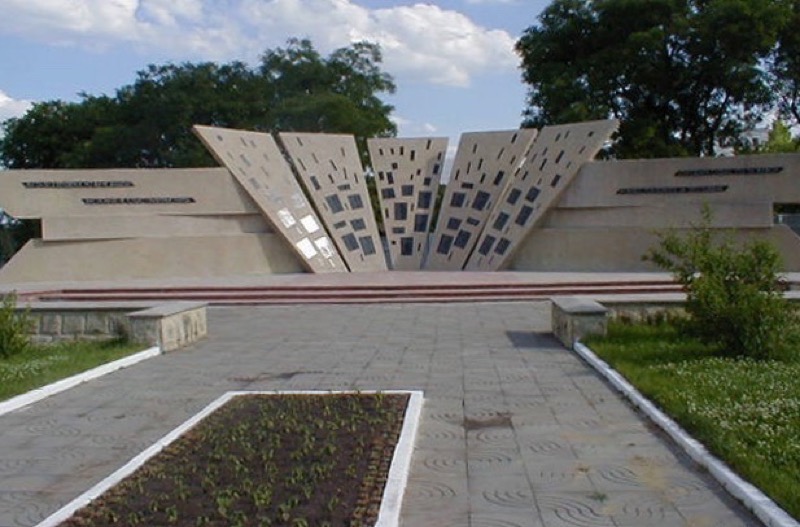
[
  {"x1": 128, "y1": 302, "x2": 207, "y2": 352},
  {"x1": 551, "y1": 296, "x2": 608, "y2": 348}
]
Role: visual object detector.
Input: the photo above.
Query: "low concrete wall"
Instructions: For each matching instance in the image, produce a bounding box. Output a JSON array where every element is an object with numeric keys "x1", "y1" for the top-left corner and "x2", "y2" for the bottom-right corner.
[
  {"x1": 16, "y1": 301, "x2": 207, "y2": 351},
  {"x1": 551, "y1": 296, "x2": 609, "y2": 348}
]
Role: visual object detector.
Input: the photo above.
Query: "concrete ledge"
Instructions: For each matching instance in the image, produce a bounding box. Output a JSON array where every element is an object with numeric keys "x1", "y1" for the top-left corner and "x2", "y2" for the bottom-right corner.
[
  {"x1": 128, "y1": 302, "x2": 207, "y2": 352},
  {"x1": 551, "y1": 296, "x2": 608, "y2": 348}
]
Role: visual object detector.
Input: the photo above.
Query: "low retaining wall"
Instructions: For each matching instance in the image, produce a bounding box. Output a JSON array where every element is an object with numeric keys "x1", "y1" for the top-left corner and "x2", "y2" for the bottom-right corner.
[{"x1": 17, "y1": 301, "x2": 207, "y2": 351}]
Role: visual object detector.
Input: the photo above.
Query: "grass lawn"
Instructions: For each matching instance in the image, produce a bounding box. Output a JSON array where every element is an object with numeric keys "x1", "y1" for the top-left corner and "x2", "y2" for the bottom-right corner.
[
  {"x1": 585, "y1": 322, "x2": 800, "y2": 520},
  {"x1": 0, "y1": 339, "x2": 146, "y2": 402}
]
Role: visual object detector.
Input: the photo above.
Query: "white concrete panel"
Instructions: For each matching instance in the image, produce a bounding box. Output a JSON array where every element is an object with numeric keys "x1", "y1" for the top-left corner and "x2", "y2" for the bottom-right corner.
[
  {"x1": 193, "y1": 125, "x2": 346, "y2": 273},
  {"x1": 466, "y1": 119, "x2": 619, "y2": 271},
  {"x1": 426, "y1": 129, "x2": 538, "y2": 270},
  {"x1": 0, "y1": 168, "x2": 257, "y2": 219},
  {"x1": 560, "y1": 154, "x2": 800, "y2": 208},
  {"x1": 368, "y1": 137, "x2": 448, "y2": 270},
  {"x1": 280, "y1": 132, "x2": 387, "y2": 272}
]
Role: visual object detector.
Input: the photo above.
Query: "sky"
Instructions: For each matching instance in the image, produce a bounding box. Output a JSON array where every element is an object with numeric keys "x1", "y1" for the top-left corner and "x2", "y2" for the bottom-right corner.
[{"x1": 0, "y1": 0, "x2": 552, "y2": 159}]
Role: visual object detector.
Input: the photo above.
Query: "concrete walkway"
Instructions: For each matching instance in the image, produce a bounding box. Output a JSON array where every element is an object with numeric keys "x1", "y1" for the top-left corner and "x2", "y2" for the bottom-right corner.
[{"x1": 0, "y1": 302, "x2": 756, "y2": 527}]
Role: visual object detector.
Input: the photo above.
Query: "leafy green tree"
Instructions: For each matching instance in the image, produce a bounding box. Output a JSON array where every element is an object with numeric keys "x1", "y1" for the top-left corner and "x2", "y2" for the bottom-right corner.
[
  {"x1": 516, "y1": 0, "x2": 791, "y2": 158},
  {"x1": 770, "y1": 0, "x2": 800, "y2": 126},
  {"x1": 0, "y1": 39, "x2": 396, "y2": 170}
]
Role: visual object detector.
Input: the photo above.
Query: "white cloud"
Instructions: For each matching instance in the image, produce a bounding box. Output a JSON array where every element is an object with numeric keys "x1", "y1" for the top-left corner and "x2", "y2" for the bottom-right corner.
[
  {"x1": 465, "y1": 0, "x2": 518, "y2": 4},
  {"x1": 0, "y1": 91, "x2": 33, "y2": 122},
  {"x1": 0, "y1": 0, "x2": 518, "y2": 86}
]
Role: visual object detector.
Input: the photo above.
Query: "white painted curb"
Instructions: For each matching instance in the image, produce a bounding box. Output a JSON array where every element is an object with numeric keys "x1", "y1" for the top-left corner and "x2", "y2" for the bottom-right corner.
[
  {"x1": 0, "y1": 346, "x2": 161, "y2": 418},
  {"x1": 574, "y1": 341, "x2": 799, "y2": 527},
  {"x1": 36, "y1": 389, "x2": 424, "y2": 527}
]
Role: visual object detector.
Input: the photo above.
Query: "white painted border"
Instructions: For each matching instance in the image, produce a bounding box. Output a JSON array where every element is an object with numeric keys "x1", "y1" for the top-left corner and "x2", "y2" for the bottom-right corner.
[
  {"x1": 36, "y1": 390, "x2": 424, "y2": 527},
  {"x1": 0, "y1": 346, "x2": 161, "y2": 418},
  {"x1": 574, "y1": 341, "x2": 799, "y2": 527}
]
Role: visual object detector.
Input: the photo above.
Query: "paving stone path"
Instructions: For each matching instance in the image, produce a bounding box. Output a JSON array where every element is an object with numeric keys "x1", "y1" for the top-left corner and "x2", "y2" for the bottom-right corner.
[{"x1": 0, "y1": 302, "x2": 757, "y2": 526}]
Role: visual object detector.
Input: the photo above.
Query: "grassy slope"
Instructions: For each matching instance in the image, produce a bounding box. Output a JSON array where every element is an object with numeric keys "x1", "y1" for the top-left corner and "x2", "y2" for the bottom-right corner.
[{"x1": 585, "y1": 323, "x2": 800, "y2": 520}]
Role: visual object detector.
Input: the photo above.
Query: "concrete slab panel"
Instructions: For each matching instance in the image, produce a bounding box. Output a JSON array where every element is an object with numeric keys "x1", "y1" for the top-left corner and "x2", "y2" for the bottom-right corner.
[
  {"x1": 560, "y1": 154, "x2": 800, "y2": 209},
  {"x1": 42, "y1": 214, "x2": 271, "y2": 241},
  {"x1": 543, "y1": 202, "x2": 773, "y2": 229},
  {"x1": 0, "y1": 234, "x2": 304, "y2": 284},
  {"x1": 280, "y1": 132, "x2": 387, "y2": 272},
  {"x1": 509, "y1": 225, "x2": 800, "y2": 272},
  {"x1": 0, "y1": 168, "x2": 256, "y2": 219},
  {"x1": 426, "y1": 129, "x2": 538, "y2": 270},
  {"x1": 466, "y1": 120, "x2": 619, "y2": 271},
  {"x1": 193, "y1": 125, "x2": 346, "y2": 273},
  {"x1": 368, "y1": 137, "x2": 448, "y2": 270}
]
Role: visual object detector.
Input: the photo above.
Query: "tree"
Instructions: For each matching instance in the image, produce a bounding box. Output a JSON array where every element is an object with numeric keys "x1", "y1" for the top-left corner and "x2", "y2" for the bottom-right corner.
[
  {"x1": 770, "y1": 0, "x2": 800, "y2": 126},
  {"x1": 0, "y1": 39, "x2": 396, "y2": 169},
  {"x1": 516, "y1": 0, "x2": 791, "y2": 158}
]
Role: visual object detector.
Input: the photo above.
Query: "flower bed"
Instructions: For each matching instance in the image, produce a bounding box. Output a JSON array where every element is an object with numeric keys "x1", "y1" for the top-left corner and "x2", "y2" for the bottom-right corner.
[{"x1": 56, "y1": 392, "x2": 410, "y2": 527}]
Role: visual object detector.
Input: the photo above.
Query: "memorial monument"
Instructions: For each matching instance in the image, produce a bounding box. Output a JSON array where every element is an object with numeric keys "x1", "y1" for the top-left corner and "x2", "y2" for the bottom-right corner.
[{"x1": 1, "y1": 118, "x2": 799, "y2": 283}]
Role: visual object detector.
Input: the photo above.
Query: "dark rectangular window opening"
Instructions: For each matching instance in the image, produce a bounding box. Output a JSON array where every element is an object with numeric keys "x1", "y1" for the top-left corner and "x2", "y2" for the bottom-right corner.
[
  {"x1": 446, "y1": 217, "x2": 462, "y2": 231},
  {"x1": 402, "y1": 184, "x2": 414, "y2": 196},
  {"x1": 454, "y1": 230, "x2": 471, "y2": 249},
  {"x1": 450, "y1": 192, "x2": 466, "y2": 208},
  {"x1": 551, "y1": 174, "x2": 562, "y2": 187},
  {"x1": 359, "y1": 236, "x2": 376, "y2": 255},
  {"x1": 414, "y1": 214, "x2": 429, "y2": 233},
  {"x1": 394, "y1": 202, "x2": 408, "y2": 221},
  {"x1": 493, "y1": 171, "x2": 505, "y2": 185},
  {"x1": 515, "y1": 205, "x2": 534, "y2": 226},
  {"x1": 381, "y1": 188, "x2": 395, "y2": 200},
  {"x1": 472, "y1": 190, "x2": 490, "y2": 211},
  {"x1": 466, "y1": 217, "x2": 480, "y2": 226},
  {"x1": 350, "y1": 218, "x2": 366, "y2": 231},
  {"x1": 507, "y1": 188, "x2": 522, "y2": 205},
  {"x1": 417, "y1": 191, "x2": 433, "y2": 209},
  {"x1": 333, "y1": 220, "x2": 347, "y2": 229},
  {"x1": 348, "y1": 194, "x2": 364, "y2": 209},
  {"x1": 342, "y1": 233, "x2": 359, "y2": 252},
  {"x1": 525, "y1": 187, "x2": 540, "y2": 203},
  {"x1": 392, "y1": 226, "x2": 405, "y2": 234},
  {"x1": 495, "y1": 238, "x2": 511, "y2": 255},
  {"x1": 478, "y1": 236, "x2": 496, "y2": 256},
  {"x1": 437, "y1": 234, "x2": 454, "y2": 255},
  {"x1": 493, "y1": 212, "x2": 510, "y2": 231},
  {"x1": 326, "y1": 194, "x2": 344, "y2": 213},
  {"x1": 310, "y1": 176, "x2": 321, "y2": 191},
  {"x1": 401, "y1": 237, "x2": 414, "y2": 256}
]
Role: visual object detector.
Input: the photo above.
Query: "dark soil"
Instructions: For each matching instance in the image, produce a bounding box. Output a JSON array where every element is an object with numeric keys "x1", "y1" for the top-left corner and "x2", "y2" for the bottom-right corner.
[{"x1": 61, "y1": 393, "x2": 409, "y2": 527}]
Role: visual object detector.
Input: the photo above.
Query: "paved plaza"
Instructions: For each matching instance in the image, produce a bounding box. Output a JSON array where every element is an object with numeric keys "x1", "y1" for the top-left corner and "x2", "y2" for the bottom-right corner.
[{"x1": 0, "y1": 302, "x2": 757, "y2": 526}]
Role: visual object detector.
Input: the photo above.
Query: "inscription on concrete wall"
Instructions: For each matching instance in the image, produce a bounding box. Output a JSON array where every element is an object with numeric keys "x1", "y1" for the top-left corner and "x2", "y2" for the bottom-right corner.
[
  {"x1": 82, "y1": 197, "x2": 196, "y2": 205},
  {"x1": 616, "y1": 185, "x2": 728, "y2": 195},
  {"x1": 675, "y1": 167, "x2": 783, "y2": 177},
  {"x1": 23, "y1": 181, "x2": 135, "y2": 189}
]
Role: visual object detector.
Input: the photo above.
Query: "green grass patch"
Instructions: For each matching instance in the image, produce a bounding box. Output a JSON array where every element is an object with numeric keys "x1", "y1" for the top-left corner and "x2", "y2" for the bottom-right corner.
[
  {"x1": 585, "y1": 322, "x2": 800, "y2": 520},
  {"x1": 0, "y1": 339, "x2": 145, "y2": 402}
]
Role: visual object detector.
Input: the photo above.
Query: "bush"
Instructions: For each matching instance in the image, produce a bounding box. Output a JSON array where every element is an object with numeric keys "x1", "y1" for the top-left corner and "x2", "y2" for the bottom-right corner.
[
  {"x1": 0, "y1": 293, "x2": 31, "y2": 359},
  {"x1": 644, "y1": 205, "x2": 797, "y2": 360}
]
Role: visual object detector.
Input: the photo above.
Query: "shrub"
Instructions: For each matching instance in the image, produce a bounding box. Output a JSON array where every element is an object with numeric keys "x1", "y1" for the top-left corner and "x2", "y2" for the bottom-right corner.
[
  {"x1": 0, "y1": 293, "x2": 31, "y2": 359},
  {"x1": 644, "y1": 205, "x2": 797, "y2": 360}
]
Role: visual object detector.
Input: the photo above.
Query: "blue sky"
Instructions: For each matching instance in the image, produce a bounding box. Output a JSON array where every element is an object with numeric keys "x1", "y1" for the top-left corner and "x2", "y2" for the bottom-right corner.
[{"x1": 0, "y1": 0, "x2": 552, "y2": 157}]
